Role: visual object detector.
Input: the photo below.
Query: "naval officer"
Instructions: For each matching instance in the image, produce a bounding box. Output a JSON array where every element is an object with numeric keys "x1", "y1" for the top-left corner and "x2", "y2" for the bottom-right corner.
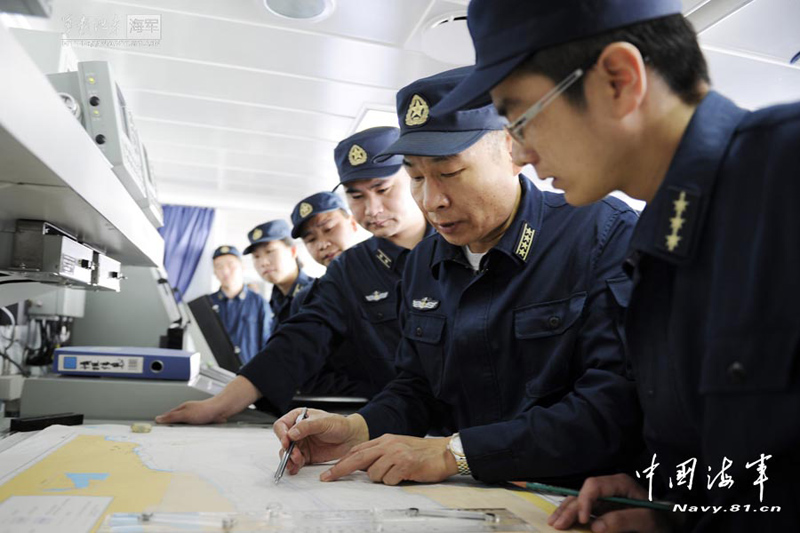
[
  {"x1": 156, "y1": 126, "x2": 429, "y2": 421},
  {"x1": 242, "y1": 219, "x2": 314, "y2": 334},
  {"x1": 273, "y1": 68, "x2": 642, "y2": 488},
  {"x1": 209, "y1": 245, "x2": 271, "y2": 365},
  {"x1": 435, "y1": 1, "x2": 800, "y2": 531}
]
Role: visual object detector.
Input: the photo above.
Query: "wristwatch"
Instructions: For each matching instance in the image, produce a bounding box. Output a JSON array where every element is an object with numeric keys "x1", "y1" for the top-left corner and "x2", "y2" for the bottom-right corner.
[{"x1": 447, "y1": 433, "x2": 471, "y2": 476}]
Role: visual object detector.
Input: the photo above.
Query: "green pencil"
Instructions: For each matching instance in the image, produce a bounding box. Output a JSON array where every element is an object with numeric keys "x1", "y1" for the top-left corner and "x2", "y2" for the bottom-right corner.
[{"x1": 515, "y1": 482, "x2": 675, "y2": 512}]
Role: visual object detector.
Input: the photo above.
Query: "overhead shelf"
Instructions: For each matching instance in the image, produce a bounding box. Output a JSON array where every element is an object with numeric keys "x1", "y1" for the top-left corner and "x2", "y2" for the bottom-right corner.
[{"x1": 0, "y1": 22, "x2": 163, "y2": 268}]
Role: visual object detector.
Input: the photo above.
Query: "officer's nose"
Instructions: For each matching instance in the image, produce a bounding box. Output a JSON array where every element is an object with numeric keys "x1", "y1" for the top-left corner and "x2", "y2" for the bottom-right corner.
[
  {"x1": 365, "y1": 194, "x2": 382, "y2": 217},
  {"x1": 512, "y1": 140, "x2": 540, "y2": 168},
  {"x1": 421, "y1": 178, "x2": 449, "y2": 213}
]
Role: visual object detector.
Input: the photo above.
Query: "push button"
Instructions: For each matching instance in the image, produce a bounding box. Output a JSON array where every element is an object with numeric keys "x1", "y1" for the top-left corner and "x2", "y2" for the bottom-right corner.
[
  {"x1": 547, "y1": 316, "x2": 561, "y2": 329},
  {"x1": 376, "y1": 312, "x2": 384, "y2": 320},
  {"x1": 415, "y1": 327, "x2": 423, "y2": 337},
  {"x1": 727, "y1": 361, "x2": 746, "y2": 384}
]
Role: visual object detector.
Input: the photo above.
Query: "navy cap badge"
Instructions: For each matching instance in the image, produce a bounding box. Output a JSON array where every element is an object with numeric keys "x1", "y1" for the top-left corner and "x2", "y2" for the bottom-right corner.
[
  {"x1": 299, "y1": 202, "x2": 313, "y2": 218},
  {"x1": 405, "y1": 94, "x2": 429, "y2": 127},
  {"x1": 220, "y1": 246, "x2": 230, "y2": 253},
  {"x1": 412, "y1": 297, "x2": 439, "y2": 310},
  {"x1": 252, "y1": 228, "x2": 263, "y2": 240},
  {"x1": 348, "y1": 144, "x2": 368, "y2": 166},
  {"x1": 365, "y1": 290, "x2": 389, "y2": 302}
]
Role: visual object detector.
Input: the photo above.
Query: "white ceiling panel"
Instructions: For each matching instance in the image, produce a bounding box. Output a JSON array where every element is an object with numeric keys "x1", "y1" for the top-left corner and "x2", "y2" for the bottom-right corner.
[
  {"x1": 106, "y1": 0, "x2": 433, "y2": 47},
  {"x1": 699, "y1": 0, "x2": 800, "y2": 65},
  {"x1": 125, "y1": 90, "x2": 355, "y2": 143},
  {"x1": 67, "y1": 48, "x2": 398, "y2": 118}
]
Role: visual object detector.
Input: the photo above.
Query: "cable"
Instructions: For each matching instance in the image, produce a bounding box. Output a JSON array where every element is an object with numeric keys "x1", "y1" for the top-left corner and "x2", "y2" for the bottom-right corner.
[{"x1": 0, "y1": 306, "x2": 28, "y2": 377}]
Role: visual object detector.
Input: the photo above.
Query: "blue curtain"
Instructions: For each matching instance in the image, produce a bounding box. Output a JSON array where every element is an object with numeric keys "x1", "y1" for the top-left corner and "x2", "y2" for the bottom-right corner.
[{"x1": 159, "y1": 205, "x2": 215, "y2": 302}]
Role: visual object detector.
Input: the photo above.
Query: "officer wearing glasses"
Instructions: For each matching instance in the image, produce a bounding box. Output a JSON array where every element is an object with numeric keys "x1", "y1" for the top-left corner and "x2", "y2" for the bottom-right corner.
[{"x1": 436, "y1": 1, "x2": 800, "y2": 531}]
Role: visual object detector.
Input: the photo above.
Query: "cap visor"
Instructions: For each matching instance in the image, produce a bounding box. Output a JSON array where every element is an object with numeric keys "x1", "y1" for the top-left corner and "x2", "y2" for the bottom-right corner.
[
  {"x1": 334, "y1": 163, "x2": 403, "y2": 191},
  {"x1": 374, "y1": 130, "x2": 490, "y2": 162},
  {"x1": 431, "y1": 53, "x2": 529, "y2": 117},
  {"x1": 291, "y1": 207, "x2": 341, "y2": 238}
]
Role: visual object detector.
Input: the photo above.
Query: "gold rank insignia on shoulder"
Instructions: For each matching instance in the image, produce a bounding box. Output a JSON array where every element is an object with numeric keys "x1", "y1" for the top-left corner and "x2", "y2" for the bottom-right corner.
[
  {"x1": 299, "y1": 202, "x2": 313, "y2": 218},
  {"x1": 348, "y1": 144, "x2": 367, "y2": 166},
  {"x1": 514, "y1": 222, "x2": 536, "y2": 262},
  {"x1": 365, "y1": 290, "x2": 389, "y2": 302},
  {"x1": 405, "y1": 94, "x2": 429, "y2": 127},
  {"x1": 252, "y1": 228, "x2": 263, "y2": 240},
  {"x1": 376, "y1": 249, "x2": 392, "y2": 269},
  {"x1": 220, "y1": 246, "x2": 230, "y2": 253},
  {"x1": 412, "y1": 297, "x2": 439, "y2": 310},
  {"x1": 656, "y1": 187, "x2": 700, "y2": 258}
]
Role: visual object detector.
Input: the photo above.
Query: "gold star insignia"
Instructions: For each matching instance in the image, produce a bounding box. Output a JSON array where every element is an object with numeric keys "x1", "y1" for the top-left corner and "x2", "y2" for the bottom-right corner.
[
  {"x1": 665, "y1": 191, "x2": 689, "y2": 253},
  {"x1": 348, "y1": 144, "x2": 367, "y2": 166},
  {"x1": 299, "y1": 202, "x2": 313, "y2": 218},
  {"x1": 405, "y1": 94, "x2": 429, "y2": 127}
]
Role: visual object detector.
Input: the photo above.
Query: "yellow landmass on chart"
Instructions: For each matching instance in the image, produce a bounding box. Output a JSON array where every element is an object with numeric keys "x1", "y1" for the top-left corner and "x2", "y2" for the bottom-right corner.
[{"x1": 0, "y1": 434, "x2": 234, "y2": 532}]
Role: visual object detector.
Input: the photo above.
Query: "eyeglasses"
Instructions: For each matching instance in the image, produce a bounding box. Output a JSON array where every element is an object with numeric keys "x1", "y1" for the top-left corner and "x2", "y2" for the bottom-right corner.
[{"x1": 504, "y1": 67, "x2": 586, "y2": 145}]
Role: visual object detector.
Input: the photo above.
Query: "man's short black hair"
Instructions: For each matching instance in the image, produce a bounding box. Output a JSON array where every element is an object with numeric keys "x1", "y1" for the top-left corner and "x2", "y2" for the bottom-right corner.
[{"x1": 518, "y1": 14, "x2": 710, "y2": 107}]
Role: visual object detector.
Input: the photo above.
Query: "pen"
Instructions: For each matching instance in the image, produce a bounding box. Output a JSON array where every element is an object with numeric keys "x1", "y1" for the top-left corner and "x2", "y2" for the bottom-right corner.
[
  {"x1": 514, "y1": 482, "x2": 674, "y2": 512},
  {"x1": 274, "y1": 407, "x2": 308, "y2": 484},
  {"x1": 407, "y1": 507, "x2": 498, "y2": 522}
]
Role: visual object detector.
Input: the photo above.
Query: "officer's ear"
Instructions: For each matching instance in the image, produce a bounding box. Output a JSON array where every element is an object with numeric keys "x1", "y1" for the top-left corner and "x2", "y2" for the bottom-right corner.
[
  {"x1": 348, "y1": 214, "x2": 358, "y2": 233},
  {"x1": 290, "y1": 244, "x2": 298, "y2": 260},
  {"x1": 592, "y1": 41, "x2": 648, "y2": 120}
]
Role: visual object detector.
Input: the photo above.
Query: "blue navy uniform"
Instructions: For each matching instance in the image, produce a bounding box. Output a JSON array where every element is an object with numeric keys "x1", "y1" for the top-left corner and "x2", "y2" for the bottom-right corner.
[
  {"x1": 242, "y1": 220, "x2": 315, "y2": 334},
  {"x1": 240, "y1": 233, "x2": 429, "y2": 413},
  {"x1": 623, "y1": 92, "x2": 800, "y2": 531},
  {"x1": 268, "y1": 269, "x2": 314, "y2": 332},
  {"x1": 239, "y1": 126, "x2": 414, "y2": 413},
  {"x1": 360, "y1": 176, "x2": 642, "y2": 483},
  {"x1": 209, "y1": 245, "x2": 271, "y2": 365},
  {"x1": 210, "y1": 286, "x2": 271, "y2": 365}
]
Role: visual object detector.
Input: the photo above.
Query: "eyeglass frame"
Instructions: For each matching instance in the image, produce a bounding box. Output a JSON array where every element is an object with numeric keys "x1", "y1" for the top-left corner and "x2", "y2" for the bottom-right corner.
[{"x1": 504, "y1": 53, "x2": 609, "y2": 144}]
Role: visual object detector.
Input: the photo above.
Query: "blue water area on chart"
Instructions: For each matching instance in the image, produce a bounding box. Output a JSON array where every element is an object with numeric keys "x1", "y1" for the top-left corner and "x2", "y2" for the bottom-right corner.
[{"x1": 46, "y1": 473, "x2": 110, "y2": 491}]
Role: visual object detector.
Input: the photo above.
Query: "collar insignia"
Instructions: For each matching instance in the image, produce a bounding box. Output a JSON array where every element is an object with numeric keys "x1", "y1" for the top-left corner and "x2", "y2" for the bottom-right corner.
[
  {"x1": 514, "y1": 222, "x2": 536, "y2": 262},
  {"x1": 299, "y1": 202, "x2": 313, "y2": 218},
  {"x1": 292, "y1": 283, "x2": 304, "y2": 297},
  {"x1": 252, "y1": 228, "x2": 263, "y2": 241},
  {"x1": 376, "y1": 249, "x2": 392, "y2": 269},
  {"x1": 365, "y1": 290, "x2": 389, "y2": 302},
  {"x1": 238, "y1": 291, "x2": 246, "y2": 300},
  {"x1": 656, "y1": 187, "x2": 700, "y2": 258},
  {"x1": 405, "y1": 94, "x2": 429, "y2": 127},
  {"x1": 348, "y1": 144, "x2": 368, "y2": 166},
  {"x1": 412, "y1": 297, "x2": 439, "y2": 310}
]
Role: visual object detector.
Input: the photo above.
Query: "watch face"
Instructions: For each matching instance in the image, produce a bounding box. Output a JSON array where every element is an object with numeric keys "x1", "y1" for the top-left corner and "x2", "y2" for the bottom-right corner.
[{"x1": 450, "y1": 434, "x2": 465, "y2": 456}]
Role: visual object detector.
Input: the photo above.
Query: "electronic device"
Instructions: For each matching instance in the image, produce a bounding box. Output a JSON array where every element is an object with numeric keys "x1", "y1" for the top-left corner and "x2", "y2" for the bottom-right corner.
[
  {"x1": 187, "y1": 295, "x2": 242, "y2": 373},
  {"x1": 10, "y1": 412, "x2": 83, "y2": 432},
  {"x1": 6, "y1": 220, "x2": 122, "y2": 291},
  {"x1": 53, "y1": 346, "x2": 200, "y2": 381},
  {"x1": 138, "y1": 145, "x2": 164, "y2": 228},
  {"x1": 19, "y1": 369, "x2": 275, "y2": 423},
  {"x1": 47, "y1": 61, "x2": 148, "y2": 204}
]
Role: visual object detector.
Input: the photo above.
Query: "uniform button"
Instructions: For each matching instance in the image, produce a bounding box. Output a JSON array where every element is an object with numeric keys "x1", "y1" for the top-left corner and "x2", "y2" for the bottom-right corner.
[
  {"x1": 377, "y1": 312, "x2": 384, "y2": 320},
  {"x1": 415, "y1": 327, "x2": 423, "y2": 337},
  {"x1": 728, "y1": 362, "x2": 746, "y2": 384},
  {"x1": 234, "y1": 346, "x2": 241, "y2": 354},
  {"x1": 547, "y1": 316, "x2": 561, "y2": 329},
  {"x1": 646, "y1": 389, "x2": 655, "y2": 397}
]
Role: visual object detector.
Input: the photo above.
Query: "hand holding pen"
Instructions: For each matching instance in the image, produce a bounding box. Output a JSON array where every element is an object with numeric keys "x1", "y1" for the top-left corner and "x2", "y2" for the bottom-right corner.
[
  {"x1": 274, "y1": 407, "x2": 308, "y2": 483},
  {"x1": 272, "y1": 407, "x2": 371, "y2": 480}
]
